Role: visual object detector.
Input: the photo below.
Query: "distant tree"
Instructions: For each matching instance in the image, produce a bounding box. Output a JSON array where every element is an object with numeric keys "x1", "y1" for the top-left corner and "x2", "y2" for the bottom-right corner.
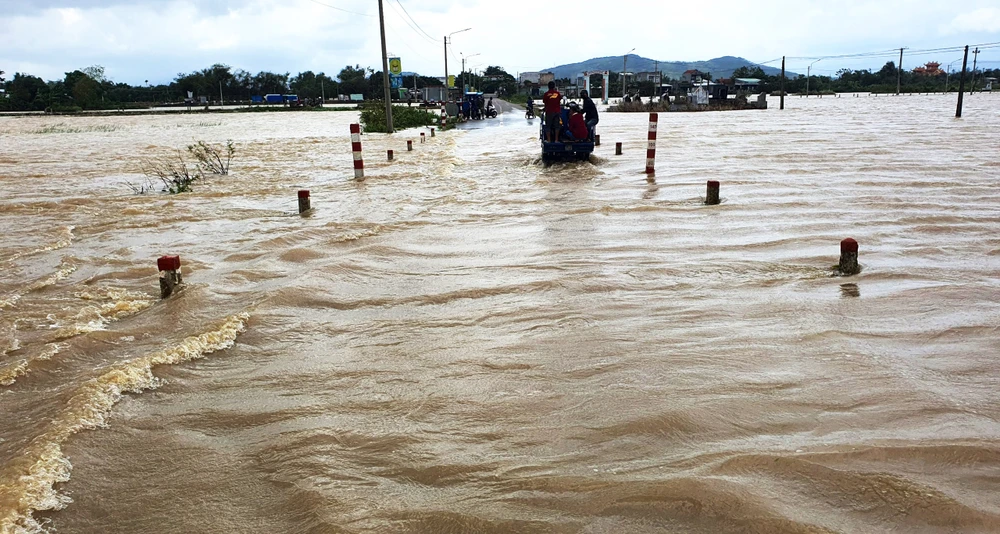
[
  {"x1": 289, "y1": 71, "x2": 336, "y2": 99},
  {"x1": 82, "y1": 65, "x2": 108, "y2": 83},
  {"x1": 732, "y1": 66, "x2": 766, "y2": 79},
  {"x1": 338, "y1": 65, "x2": 372, "y2": 96},
  {"x1": 3, "y1": 73, "x2": 49, "y2": 111},
  {"x1": 252, "y1": 71, "x2": 290, "y2": 95},
  {"x1": 480, "y1": 66, "x2": 517, "y2": 95},
  {"x1": 878, "y1": 61, "x2": 896, "y2": 82},
  {"x1": 72, "y1": 75, "x2": 101, "y2": 108}
]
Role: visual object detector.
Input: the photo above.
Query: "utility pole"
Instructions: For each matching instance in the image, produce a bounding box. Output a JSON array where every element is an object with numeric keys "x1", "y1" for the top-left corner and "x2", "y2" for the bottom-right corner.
[
  {"x1": 780, "y1": 56, "x2": 785, "y2": 110},
  {"x1": 444, "y1": 36, "x2": 449, "y2": 101},
  {"x1": 897, "y1": 47, "x2": 903, "y2": 95},
  {"x1": 321, "y1": 79, "x2": 325, "y2": 102},
  {"x1": 970, "y1": 47, "x2": 980, "y2": 93},
  {"x1": 654, "y1": 60, "x2": 658, "y2": 99},
  {"x1": 444, "y1": 28, "x2": 471, "y2": 104},
  {"x1": 220, "y1": 81, "x2": 224, "y2": 107},
  {"x1": 956, "y1": 45, "x2": 969, "y2": 118},
  {"x1": 377, "y1": 0, "x2": 394, "y2": 132},
  {"x1": 622, "y1": 48, "x2": 635, "y2": 100}
]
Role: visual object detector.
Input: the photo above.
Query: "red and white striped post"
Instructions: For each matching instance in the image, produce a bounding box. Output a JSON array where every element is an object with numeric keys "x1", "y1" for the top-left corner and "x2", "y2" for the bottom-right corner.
[
  {"x1": 350, "y1": 123, "x2": 364, "y2": 180},
  {"x1": 645, "y1": 112, "x2": 658, "y2": 174},
  {"x1": 420, "y1": 132, "x2": 426, "y2": 143},
  {"x1": 440, "y1": 103, "x2": 447, "y2": 129},
  {"x1": 157, "y1": 255, "x2": 182, "y2": 298},
  {"x1": 298, "y1": 190, "x2": 311, "y2": 213}
]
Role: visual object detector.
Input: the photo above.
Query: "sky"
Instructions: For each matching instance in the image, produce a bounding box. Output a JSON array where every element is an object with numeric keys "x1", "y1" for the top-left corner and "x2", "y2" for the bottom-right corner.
[{"x1": 1, "y1": 0, "x2": 999, "y2": 85}]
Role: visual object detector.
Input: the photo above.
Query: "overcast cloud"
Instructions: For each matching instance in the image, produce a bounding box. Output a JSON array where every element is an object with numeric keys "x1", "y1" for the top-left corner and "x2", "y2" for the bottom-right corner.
[{"x1": 1, "y1": 0, "x2": 998, "y2": 84}]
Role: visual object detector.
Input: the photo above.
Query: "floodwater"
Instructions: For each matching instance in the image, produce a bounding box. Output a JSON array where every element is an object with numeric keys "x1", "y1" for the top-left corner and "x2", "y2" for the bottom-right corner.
[{"x1": 1, "y1": 94, "x2": 999, "y2": 534}]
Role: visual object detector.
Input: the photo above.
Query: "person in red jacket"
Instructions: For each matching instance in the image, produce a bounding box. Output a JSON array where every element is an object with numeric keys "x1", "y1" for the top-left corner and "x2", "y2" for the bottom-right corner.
[
  {"x1": 542, "y1": 81, "x2": 562, "y2": 142},
  {"x1": 565, "y1": 103, "x2": 588, "y2": 141}
]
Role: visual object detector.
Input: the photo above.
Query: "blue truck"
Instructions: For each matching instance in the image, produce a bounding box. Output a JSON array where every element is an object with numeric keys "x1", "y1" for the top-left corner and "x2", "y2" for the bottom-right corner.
[{"x1": 540, "y1": 107, "x2": 595, "y2": 164}]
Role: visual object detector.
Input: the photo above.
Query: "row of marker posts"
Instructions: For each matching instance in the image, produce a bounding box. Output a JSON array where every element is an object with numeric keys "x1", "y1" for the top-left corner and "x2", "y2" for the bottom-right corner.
[
  {"x1": 608, "y1": 112, "x2": 861, "y2": 276},
  {"x1": 157, "y1": 115, "x2": 861, "y2": 298}
]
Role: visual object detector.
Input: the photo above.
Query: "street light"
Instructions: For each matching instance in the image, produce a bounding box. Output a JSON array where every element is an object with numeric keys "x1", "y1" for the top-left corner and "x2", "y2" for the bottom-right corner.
[
  {"x1": 622, "y1": 47, "x2": 635, "y2": 100},
  {"x1": 444, "y1": 28, "x2": 471, "y2": 101},
  {"x1": 946, "y1": 58, "x2": 964, "y2": 93},
  {"x1": 806, "y1": 59, "x2": 821, "y2": 97},
  {"x1": 461, "y1": 52, "x2": 480, "y2": 93}
]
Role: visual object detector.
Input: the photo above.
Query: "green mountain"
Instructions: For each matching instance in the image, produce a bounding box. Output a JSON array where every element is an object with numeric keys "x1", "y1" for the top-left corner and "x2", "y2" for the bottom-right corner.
[{"x1": 541, "y1": 55, "x2": 791, "y2": 80}]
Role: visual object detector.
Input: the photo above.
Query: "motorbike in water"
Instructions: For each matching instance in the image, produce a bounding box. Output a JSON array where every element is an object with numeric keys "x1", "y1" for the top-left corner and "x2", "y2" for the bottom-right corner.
[
  {"x1": 525, "y1": 106, "x2": 535, "y2": 119},
  {"x1": 486, "y1": 105, "x2": 498, "y2": 118}
]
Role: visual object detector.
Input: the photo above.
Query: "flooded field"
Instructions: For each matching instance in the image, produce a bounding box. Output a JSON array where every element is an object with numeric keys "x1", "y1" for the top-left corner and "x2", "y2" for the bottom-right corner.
[{"x1": 1, "y1": 94, "x2": 999, "y2": 533}]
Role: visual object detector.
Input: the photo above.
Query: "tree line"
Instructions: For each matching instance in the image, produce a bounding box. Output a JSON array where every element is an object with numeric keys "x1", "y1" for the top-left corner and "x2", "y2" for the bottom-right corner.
[{"x1": 0, "y1": 63, "x2": 483, "y2": 112}]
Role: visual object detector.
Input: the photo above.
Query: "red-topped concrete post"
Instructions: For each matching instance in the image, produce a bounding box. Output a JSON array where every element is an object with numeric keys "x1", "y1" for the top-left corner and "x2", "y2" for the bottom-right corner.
[
  {"x1": 350, "y1": 123, "x2": 364, "y2": 180},
  {"x1": 157, "y1": 255, "x2": 182, "y2": 298},
  {"x1": 839, "y1": 238, "x2": 860, "y2": 275},
  {"x1": 298, "y1": 190, "x2": 310, "y2": 213},
  {"x1": 706, "y1": 181, "x2": 720, "y2": 205}
]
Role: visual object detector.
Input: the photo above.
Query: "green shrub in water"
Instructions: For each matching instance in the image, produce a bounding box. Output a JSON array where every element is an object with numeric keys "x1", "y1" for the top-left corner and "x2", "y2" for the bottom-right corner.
[{"x1": 359, "y1": 100, "x2": 439, "y2": 133}]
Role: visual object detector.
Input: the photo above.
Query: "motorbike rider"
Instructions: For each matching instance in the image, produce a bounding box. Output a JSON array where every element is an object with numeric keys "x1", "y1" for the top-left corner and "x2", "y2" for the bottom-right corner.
[{"x1": 525, "y1": 97, "x2": 535, "y2": 118}]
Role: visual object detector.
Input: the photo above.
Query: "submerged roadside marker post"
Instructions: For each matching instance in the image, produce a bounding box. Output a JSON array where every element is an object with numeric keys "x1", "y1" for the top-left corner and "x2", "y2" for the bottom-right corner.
[
  {"x1": 440, "y1": 103, "x2": 447, "y2": 129},
  {"x1": 615, "y1": 142, "x2": 622, "y2": 155},
  {"x1": 297, "y1": 190, "x2": 311, "y2": 213},
  {"x1": 595, "y1": 134, "x2": 601, "y2": 146},
  {"x1": 350, "y1": 123, "x2": 364, "y2": 180},
  {"x1": 407, "y1": 140, "x2": 413, "y2": 151},
  {"x1": 839, "y1": 238, "x2": 860, "y2": 275},
  {"x1": 645, "y1": 112, "x2": 658, "y2": 174},
  {"x1": 157, "y1": 255, "x2": 182, "y2": 299},
  {"x1": 706, "y1": 180, "x2": 720, "y2": 205},
  {"x1": 420, "y1": 132, "x2": 426, "y2": 143},
  {"x1": 387, "y1": 149, "x2": 393, "y2": 161},
  {"x1": 430, "y1": 127, "x2": 435, "y2": 137}
]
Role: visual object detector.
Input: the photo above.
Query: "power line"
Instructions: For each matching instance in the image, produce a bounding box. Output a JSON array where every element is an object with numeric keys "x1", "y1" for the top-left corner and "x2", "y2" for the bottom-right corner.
[
  {"x1": 306, "y1": 0, "x2": 372, "y2": 17},
  {"x1": 394, "y1": 0, "x2": 437, "y2": 42},
  {"x1": 384, "y1": 0, "x2": 437, "y2": 45}
]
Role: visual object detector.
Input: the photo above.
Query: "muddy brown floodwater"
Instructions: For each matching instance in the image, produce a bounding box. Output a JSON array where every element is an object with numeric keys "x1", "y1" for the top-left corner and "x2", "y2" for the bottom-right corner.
[{"x1": 1, "y1": 95, "x2": 1000, "y2": 534}]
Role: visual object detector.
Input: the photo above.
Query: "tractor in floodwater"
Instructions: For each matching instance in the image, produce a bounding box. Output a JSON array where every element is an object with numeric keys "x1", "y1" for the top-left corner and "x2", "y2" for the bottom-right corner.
[{"x1": 539, "y1": 105, "x2": 595, "y2": 165}]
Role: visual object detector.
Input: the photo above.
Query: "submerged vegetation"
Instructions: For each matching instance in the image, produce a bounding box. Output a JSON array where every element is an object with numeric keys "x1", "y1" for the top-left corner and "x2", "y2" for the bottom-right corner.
[
  {"x1": 31, "y1": 123, "x2": 122, "y2": 134},
  {"x1": 188, "y1": 140, "x2": 234, "y2": 175},
  {"x1": 133, "y1": 139, "x2": 236, "y2": 194}
]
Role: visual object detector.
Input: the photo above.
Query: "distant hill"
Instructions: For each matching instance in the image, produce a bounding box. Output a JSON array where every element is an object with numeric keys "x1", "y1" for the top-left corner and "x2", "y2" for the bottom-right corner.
[{"x1": 541, "y1": 55, "x2": 794, "y2": 80}]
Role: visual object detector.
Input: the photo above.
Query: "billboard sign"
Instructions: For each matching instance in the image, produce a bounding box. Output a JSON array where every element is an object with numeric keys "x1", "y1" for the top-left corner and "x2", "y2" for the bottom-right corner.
[{"x1": 388, "y1": 57, "x2": 402, "y2": 75}]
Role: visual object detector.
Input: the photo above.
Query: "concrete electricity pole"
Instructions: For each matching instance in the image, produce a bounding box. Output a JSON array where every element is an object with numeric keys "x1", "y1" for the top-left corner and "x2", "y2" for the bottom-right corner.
[
  {"x1": 780, "y1": 56, "x2": 785, "y2": 110},
  {"x1": 956, "y1": 45, "x2": 969, "y2": 117},
  {"x1": 377, "y1": 0, "x2": 394, "y2": 132},
  {"x1": 897, "y1": 48, "x2": 904, "y2": 95},
  {"x1": 971, "y1": 47, "x2": 980, "y2": 93},
  {"x1": 622, "y1": 48, "x2": 635, "y2": 100}
]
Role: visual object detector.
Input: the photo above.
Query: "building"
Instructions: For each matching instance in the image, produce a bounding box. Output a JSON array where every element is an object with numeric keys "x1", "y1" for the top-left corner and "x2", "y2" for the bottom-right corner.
[
  {"x1": 913, "y1": 62, "x2": 944, "y2": 76},
  {"x1": 539, "y1": 72, "x2": 555, "y2": 85},
  {"x1": 682, "y1": 69, "x2": 708, "y2": 84},
  {"x1": 635, "y1": 71, "x2": 662, "y2": 84},
  {"x1": 518, "y1": 72, "x2": 541, "y2": 84},
  {"x1": 732, "y1": 78, "x2": 761, "y2": 92}
]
